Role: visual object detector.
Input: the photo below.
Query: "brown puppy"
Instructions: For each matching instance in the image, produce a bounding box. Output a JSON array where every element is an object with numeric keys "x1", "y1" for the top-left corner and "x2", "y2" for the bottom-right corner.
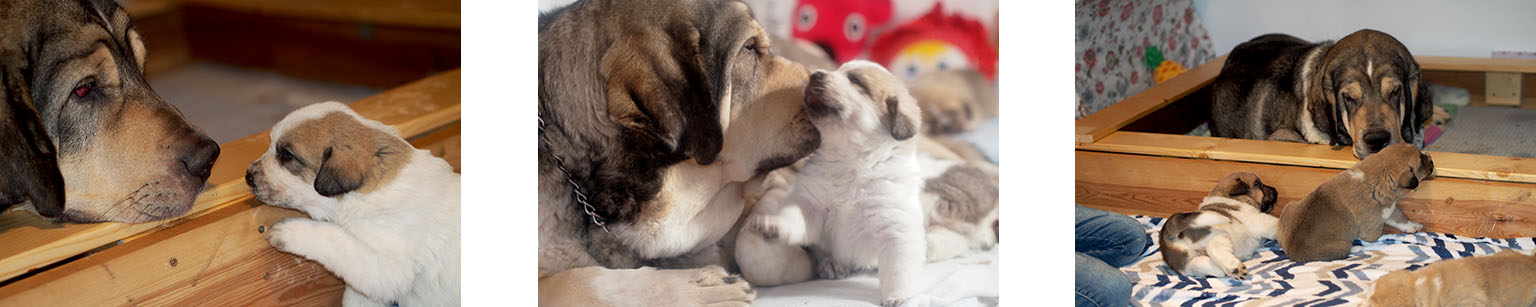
[
  {"x1": 1365, "y1": 250, "x2": 1536, "y2": 306},
  {"x1": 1210, "y1": 29, "x2": 1431, "y2": 160},
  {"x1": 1278, "y1": 143, "x2": 1435, "y2": 262},
  {"x1": 908, "y1": 69, "x2": 997, "y2": 136},
  {"x1": 1159, "y1": 172, "x2": 1279, "y2": 279}
]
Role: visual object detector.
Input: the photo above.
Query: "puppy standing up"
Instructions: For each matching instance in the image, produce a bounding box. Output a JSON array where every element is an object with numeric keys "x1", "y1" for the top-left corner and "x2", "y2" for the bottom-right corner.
[
  {"x1": 1158, "y1": 172, "x2": 1279, "y2": 279},
  {"x1": 247, "y1": 102, "x2": 460, "y2": 306},
  {"x1": 1279, "y1": 143, "x2": 1434, "y2": 262},
  {"x1": 736, "y1": 61, "x2": 926, "y2": 306}
]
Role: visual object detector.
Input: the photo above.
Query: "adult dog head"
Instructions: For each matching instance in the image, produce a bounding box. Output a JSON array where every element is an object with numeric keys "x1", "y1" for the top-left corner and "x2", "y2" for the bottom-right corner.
[
  {"x1": 1309, "y1": 29, "x2": 1431, "y2": 160},
  {"x1": 2, "y1": 0, "x2": 221, "y2": 223}
]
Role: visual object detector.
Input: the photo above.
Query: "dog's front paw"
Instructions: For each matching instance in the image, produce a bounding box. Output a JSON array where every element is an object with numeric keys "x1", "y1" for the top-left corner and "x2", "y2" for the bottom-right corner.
[
  {"x1": 880, "y1": 296, "x2": 911, "y2": 307},
  {"x1": 680, "y1": 265, "x2": 756, "y2": 306},
  {"x1": 266, "y1": 218, "x2": 316, "y2": 253},
  {"x1": 1230, "y1": 263, "x2": 1249, "y2": 280}
]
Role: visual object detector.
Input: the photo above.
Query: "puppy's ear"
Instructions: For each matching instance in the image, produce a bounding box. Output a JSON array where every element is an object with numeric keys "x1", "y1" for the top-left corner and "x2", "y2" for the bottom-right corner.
[
  {"x1": 314, "y1": 147, "x2": 364, "y2": 197},
  {"x1": 0, "y1": 58, "x2": 65, "y2": 218},
  {"x1": 1223, "y1": 178, "x2": 1251, "y2": 198},
  {"x1": 884, "y1": 97, "x2": 916, "y2": 140},
  {"x1": 1396, "y1": 168, "x2": 1420, "y2": 190},
  {"x1": 602, "y1": 36, "x2": 724, "y2": 164},
  {"x1": 1254, "y1": 178, "x2": 1278, "y2": 213}
]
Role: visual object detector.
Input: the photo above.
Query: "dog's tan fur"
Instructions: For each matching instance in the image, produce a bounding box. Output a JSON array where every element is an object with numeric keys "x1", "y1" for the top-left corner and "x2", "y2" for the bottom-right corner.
[
  {"x1": 1365, "y1": 250, "x2": 1536, "y2": 307},
  {"x1": 1278, "y1": 144, "x2": 1435, "y2": 262}
]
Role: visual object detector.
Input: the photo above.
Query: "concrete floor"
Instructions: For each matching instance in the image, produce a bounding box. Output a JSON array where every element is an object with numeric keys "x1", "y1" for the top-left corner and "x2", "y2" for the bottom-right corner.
[{"x1": 150, "y1": 62, "x2": 382, "y2": 143}]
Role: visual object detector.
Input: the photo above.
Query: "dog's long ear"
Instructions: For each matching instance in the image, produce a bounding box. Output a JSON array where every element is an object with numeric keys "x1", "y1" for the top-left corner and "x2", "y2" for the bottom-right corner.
[
  {"x1": 601, "y1": 34, "x2": 724, "y2": 164},
  {"x1": 1404, "y1": 63, "x2": 1432, "y2": 147},
  {"x1": 1307, "y1": 60, "x2": 1348, "y2": 146},
  {"x1": 884, "y1": 97, "x2": 917, "y2": 140},
  {"x1": 0, "y1": 56, "x2": 65, "y2": 218}
]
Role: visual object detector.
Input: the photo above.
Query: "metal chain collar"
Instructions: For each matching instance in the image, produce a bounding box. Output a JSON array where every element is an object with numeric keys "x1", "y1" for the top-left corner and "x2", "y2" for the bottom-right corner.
[{"x1": 538, "y1": 110, "x2": 610, "y2": 233}]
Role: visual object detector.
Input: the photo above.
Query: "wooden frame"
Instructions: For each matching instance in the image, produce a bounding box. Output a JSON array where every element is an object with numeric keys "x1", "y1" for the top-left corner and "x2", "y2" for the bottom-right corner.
[{"x1": 1076, "y1": 55, "x2": 1536, "y2": 238}]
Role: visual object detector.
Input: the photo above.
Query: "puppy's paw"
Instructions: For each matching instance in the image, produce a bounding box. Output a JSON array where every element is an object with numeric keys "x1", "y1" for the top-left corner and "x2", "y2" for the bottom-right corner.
[
  {"x1": 1398, "y1": 221, "x2": 1424, "y2": 233},
  {"x1": 1230, "y1": 263, "x2": 1249, "y2": 280},
  {"x1": 266, "y1": 218, "x2": 325, "y2": 255},
  {"x1": 815, "y1": 258, "x2": 854, "y2": 279},
  {"x1": 748, "y1": 214, "x2": 806, "y2": 244},
  {"x1": 880, "y1": 296, "x2": 911, "y2": 307}
]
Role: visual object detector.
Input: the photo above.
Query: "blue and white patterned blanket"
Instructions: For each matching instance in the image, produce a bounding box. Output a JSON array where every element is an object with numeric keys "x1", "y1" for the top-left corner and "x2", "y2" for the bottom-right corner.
[{"x1": 1124, "y1": 216, "x2": 1536, "y2": 306}]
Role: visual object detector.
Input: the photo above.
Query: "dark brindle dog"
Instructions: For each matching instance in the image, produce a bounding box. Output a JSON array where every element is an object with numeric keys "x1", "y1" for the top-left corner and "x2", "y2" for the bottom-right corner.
[
  {"x1": 539, "y1": 0, "x2": 823, "y2": 305},
  {"x1": 1210, "y1": 29, "x2": 1431, "y2": 160},
  {"x1": 2, "y1": 0, "x2": 220, "y2": 223},
  {"x1": 0, "y1": 60, "x2": 64, "y2": 218}
]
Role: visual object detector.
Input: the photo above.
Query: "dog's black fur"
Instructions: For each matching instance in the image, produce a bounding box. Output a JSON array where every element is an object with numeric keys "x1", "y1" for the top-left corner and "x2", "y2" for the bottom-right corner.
[{"x1": 0, "y1": 61, "x2": 64, "y2": 218}]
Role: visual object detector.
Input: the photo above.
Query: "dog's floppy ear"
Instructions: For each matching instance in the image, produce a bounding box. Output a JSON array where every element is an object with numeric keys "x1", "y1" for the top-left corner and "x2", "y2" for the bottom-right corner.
[
  {"x1": 601, "y1": 35, "x2": 724, "y2": 164},
  {"x1": 884, "y1": 97, "x2": 916, "y2": 140},
  {"x1": 313, "y1": 146, "x2": 363, "y2": 197},
  {"x1": 1307, "y1": 63, "x2": 1349, "y2": 146},
  {"x1": 1404, "y1": 64, "x2": 1432, "y2": 147},
  {"x1": 0, "y1": 55, "x2": 65, "y2": 218}
]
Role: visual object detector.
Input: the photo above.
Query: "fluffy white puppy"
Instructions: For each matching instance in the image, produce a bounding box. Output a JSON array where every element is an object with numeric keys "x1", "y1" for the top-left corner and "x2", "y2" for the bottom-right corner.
[
  {"x1": 736, "y1": 61, "x2": 926, "y2": 306},
  {"x1": 246, "y1": 101, "x2": 460, "y2": 306}
]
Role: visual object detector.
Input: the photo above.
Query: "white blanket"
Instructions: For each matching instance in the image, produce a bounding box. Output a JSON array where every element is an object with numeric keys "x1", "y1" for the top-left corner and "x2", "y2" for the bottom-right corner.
[{"x1": 752, "y1": 246, "x2": 1000, "y2": 307}]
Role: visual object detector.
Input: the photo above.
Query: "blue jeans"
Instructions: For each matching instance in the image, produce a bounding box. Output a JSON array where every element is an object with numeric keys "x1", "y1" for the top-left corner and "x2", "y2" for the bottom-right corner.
[{"x1": 1075, "y1": 206, "x2": 1147, "y2": 307}]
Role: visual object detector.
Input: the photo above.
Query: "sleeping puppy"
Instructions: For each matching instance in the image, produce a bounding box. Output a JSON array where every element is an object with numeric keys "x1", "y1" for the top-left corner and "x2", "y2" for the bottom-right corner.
[
  {"x1": 915, "y1": 138, "x2": 999, "y2": 262},
  {"x1": 247, "y1": 102, "x2": 459, "y2": 306},
  {"x1": 1210, "y1": 29, "x2": 1431, "y2": 160},
  {"x1": 1365, "y1": 249, "x2": 1536, "y2": 306},
  {"x1": 1278, "y1": 143, "x2": 1434, "y2": 262},
  {"x1": 908, "y1": 69, "x2": 997, "y2": 136},
  {"x1": 1158, "y1": 172, "x2": 1279, "y2": 279},
  {"x1": 737, "y1": 61, "x2": 926, "y2": 306},
  {"x1": 0, "y1": 61, "x2": 64, "y2": 218}
]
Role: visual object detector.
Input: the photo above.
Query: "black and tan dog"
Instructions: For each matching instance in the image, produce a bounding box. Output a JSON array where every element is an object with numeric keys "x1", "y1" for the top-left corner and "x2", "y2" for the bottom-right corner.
[
  {"x1": 2, "y1": 0, "x2": 221, "y2": 223},
  {"x1": 0, "y1": 61, "x2": 64, "y2": 218},
  {"x1": 1210, "y1": 29, "x2": 1431, "y2": 160},
  {"x1": 1278, "y1": 143, "x2": 1435, "y2": 262},
  {"x1": 538, "y1": 0, "x2": 823, "y2": 305}
]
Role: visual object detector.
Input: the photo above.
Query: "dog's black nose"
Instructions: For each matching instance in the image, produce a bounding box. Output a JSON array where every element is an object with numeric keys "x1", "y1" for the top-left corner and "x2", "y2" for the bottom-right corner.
[
  {"x1": 182, "y1": 137, "x2": 221, "y2": 179},
  {"x1": 1363, "y1": 131, "x2": 1392, "y2": 152}
]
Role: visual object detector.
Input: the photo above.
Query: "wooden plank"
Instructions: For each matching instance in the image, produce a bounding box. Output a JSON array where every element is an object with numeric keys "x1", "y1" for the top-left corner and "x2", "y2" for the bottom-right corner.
[
  {"x1": 0, "y1": 125, "x2": 460, "y2": 306},
  {"x1": 1078, "y1": 131, "x2": 1536, "y2": 184},
  {"x1": 1076, "y1": 151, "x2": 1536, "y2": 238},
  {"x1": 173, "y1": 0, "x2": 459, "y2": 29},
  {"x1": 0, "y1": 69, "x2": 460, "y2": 282},
  {"x1": 1418, "y1": 56, "x2": 1536, "y2": 74},
  {"x1": 183, "y1": 6, "x2": 460, "y2": 88},
  {"x1": 1075, "y1": 55, "x2": 1226, "y2": 144}
]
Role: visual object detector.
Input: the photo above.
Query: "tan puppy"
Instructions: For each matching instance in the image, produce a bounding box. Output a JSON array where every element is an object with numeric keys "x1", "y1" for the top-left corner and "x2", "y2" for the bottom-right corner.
[
  {"x1": 1159, "y1": 172, "x2": 1279, "y2": 279},
  {"x1": 1278, "y1": 143, "x2": 1435, "y2": 262},
  {"x1": 908, "y1": 69, "x2": 997, "y2": 136},
  {"x1": 1365, "y1": 250, "x2": 1536, "y2": 306}
]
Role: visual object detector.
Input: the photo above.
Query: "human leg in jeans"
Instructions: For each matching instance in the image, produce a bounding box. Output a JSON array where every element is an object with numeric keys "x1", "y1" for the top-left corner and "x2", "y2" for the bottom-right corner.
[{"x1": 1075, "y1": 206, "x2": 1148, "y2": 307}]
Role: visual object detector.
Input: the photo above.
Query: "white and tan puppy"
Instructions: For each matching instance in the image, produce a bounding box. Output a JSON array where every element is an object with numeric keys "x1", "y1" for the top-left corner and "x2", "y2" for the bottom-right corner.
[
  {"x1": 1279, "y1": 143, "x2": 1434, "y2": 262},
  {"x1": 1158, "y1": 172, "x2": 1280, "y2": 279},
  {"x1": 246, "y1": 102, "x2": 460, "y2": 307},
  {"x1": 1365, "y1": 249, "x2": 1536, "y2": 306},
  {"x1": 736, "y1": 61, "x2": 926, "y2": 306}
]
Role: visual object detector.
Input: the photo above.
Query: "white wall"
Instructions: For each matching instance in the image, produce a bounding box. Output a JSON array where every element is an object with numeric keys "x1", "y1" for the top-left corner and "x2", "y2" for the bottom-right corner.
[{"x1": 1192, "y1": 0, "x2": 1536, "y2": 58}]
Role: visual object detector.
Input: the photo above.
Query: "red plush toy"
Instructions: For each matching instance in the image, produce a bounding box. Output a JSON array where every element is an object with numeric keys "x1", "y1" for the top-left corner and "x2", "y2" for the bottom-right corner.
[
  {"x1": 790, "y1": 0, "x2": 893, "y2": 63},
  {"x1": 869, "y1": 3, "x2": 997, "y2": 81}
]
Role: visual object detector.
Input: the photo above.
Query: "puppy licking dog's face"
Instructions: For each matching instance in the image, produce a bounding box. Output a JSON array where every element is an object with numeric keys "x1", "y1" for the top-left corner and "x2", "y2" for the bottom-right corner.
[
  {"x1": 1158, "y1": 172, "x2": 1280, "y2": 279},
  {"x1": 245, "y1": 102, "x2": 412, "y2": 221}
]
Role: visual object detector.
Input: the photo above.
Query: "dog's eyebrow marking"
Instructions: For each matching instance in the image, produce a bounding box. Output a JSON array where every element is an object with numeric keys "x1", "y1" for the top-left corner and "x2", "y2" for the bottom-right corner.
[{"x1": 1366, "y1": 59, "x2": 1372, "y2": 78}]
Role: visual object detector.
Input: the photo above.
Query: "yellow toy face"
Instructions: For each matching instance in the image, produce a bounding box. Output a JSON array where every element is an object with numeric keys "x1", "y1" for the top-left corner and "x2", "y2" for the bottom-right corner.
[{"x1": 887, "y1": 40, "x2": 973, "y2": 81}]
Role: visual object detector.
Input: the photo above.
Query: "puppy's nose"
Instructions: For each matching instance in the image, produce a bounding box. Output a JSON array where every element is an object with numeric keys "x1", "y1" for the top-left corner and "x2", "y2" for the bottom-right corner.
[
  {"x1": 1363, "y1": 131, "x2": 1392, "y2": 153},
  {"x1": 809, "y1": 71, "x2": 828, "y2": 84},
  {"x1": 182, "y1": 136, "x2": 221, "y2": 179}
]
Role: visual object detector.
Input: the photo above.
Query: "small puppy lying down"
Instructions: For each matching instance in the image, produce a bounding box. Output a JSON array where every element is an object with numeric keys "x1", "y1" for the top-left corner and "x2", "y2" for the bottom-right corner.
[
  {"x1": 1365, "y1": 249, "x2": 1536, "y2": 306},
  {"x1": 246, "y1": 102, "x2": 460, "y2": 306},
  {"x1": 1279, "y1": 143, "x2": 1434, "y2": 262},
  {"x1": 1159, "y1": 172, "x2": 1279, "y2": 279},
  {"x1": 735, "y1": 61, "x2": 926, "y2": 306}
]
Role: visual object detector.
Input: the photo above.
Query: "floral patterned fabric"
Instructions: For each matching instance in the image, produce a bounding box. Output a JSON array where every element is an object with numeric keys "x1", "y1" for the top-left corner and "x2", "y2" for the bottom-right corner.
[{"x1": 1075, "y1": 0, "x2": 1216, "y2": 119}]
